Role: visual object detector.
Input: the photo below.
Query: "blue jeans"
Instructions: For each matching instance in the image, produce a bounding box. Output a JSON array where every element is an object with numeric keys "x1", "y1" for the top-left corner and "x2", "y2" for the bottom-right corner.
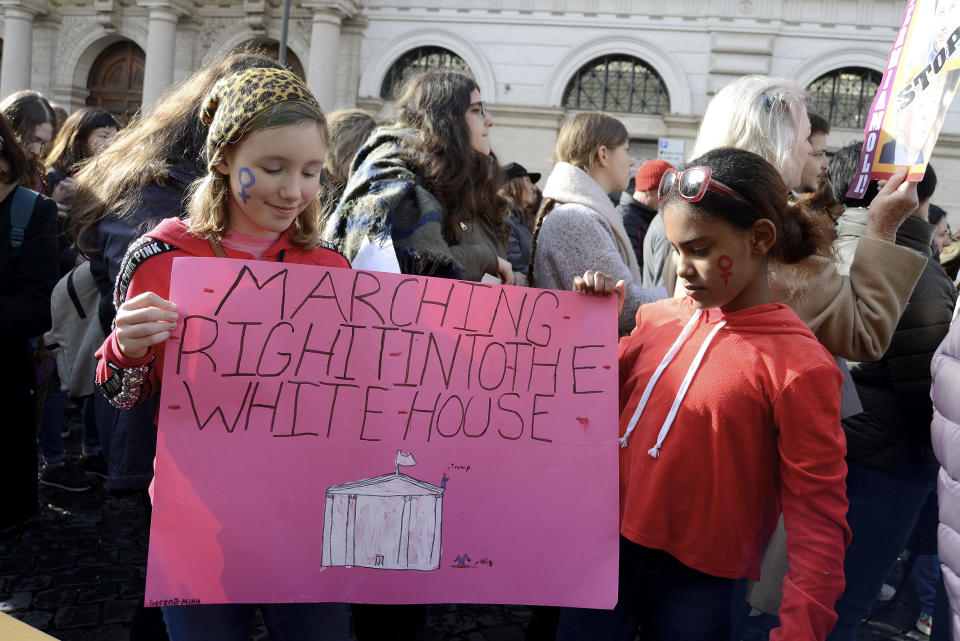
[
  {"x1": 38, "y1": 371, "x2": 67, "y2": 463},
  {"x1": 161, "y1": 602, "x2": 349, "y2": 641},
  {"x1": 38, "y1": 370, "x2": 101, "y2": 463},
  {"x1": 914, "y1": 554, "x2": 941, "y2": 614},
  {"x1": 826, "y1": 461, "x2": 936, "y2": 641},
  {"x1": 556, "y1": 537, "x2": 747, "y2": 641},
  {"x1": 93, "y1": 386, "x2": 158, "y2": 491},
  {"x1": 932, "y1": 571, "x2": 950, "y2": 641}
]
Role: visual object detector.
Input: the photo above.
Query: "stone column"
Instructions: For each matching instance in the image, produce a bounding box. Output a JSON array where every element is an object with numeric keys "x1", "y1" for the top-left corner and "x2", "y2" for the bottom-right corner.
[
  {"x1": 138, "y1": 0, "x2": 192, "y2": 111},
  {"x1": 335, "y1": 14, "x2": 367, "y2": 109},
  {"x1": 306, "y1": 10, "x2": 342, "y2": 110},
  {"x1": 0, "y1": 1, "x2": 45, "y2": 98},
  {"x1": 303, "y1": 0, "x2": 360, "y2": 111}
]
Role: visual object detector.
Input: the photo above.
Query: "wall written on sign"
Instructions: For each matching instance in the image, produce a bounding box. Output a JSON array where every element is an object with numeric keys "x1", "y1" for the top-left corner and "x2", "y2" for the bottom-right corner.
[{"x1": 167, "y1": 259, "x2": 612, "y2": 446}]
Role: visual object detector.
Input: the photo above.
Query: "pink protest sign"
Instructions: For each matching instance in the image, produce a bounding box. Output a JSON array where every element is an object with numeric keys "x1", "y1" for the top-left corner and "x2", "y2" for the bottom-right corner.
[{"x1": 145, "y1": 257, "x2": 620, "y2": 609}]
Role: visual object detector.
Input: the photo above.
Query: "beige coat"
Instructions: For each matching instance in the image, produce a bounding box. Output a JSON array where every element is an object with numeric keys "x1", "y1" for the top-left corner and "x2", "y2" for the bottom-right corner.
[{"x1": 664, "y1": 235, "x2": 925, "y2": 361}]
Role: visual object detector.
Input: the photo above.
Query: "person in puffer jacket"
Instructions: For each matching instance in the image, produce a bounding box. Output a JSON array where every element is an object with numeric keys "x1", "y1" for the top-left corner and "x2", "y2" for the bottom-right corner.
[{"x1": 931, "y1": 314, "x2": 960, "y2": 640}]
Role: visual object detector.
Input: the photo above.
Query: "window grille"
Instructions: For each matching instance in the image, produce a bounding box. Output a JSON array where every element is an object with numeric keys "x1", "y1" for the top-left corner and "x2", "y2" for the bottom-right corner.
[
  {"x1": 380, "y1": 47, "x2": 472, "y2": 100},
  {"x1": 807, "y1": 67, "x2": 882, "y2": 129},
  {"x1": 562, "y1": 55, "x2": 670, "y2": 115}
]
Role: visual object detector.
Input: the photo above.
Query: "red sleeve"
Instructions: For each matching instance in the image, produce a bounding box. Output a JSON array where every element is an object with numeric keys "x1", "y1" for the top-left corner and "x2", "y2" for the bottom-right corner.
[
  {"x1": 95, "y1": 253, "x2": 173, "y2": 409},
  {"x1": 771, "y1": 362, "x2": 851, "y2": 641},
  {"x1": 617, "y1": 305, "x2": 646, "y2": 414}
]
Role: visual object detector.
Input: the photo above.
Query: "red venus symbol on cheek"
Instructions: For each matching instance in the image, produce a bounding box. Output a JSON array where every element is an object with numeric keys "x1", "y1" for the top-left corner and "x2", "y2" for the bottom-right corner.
[{"x1": 717, "y1": 255, "x2": 733, "y2": 285}]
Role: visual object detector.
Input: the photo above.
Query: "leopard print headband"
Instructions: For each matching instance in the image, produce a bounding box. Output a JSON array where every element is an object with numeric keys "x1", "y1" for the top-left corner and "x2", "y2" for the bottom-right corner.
[{"x1": 200, "y1": 67, "x2": 321, "y2": 168}]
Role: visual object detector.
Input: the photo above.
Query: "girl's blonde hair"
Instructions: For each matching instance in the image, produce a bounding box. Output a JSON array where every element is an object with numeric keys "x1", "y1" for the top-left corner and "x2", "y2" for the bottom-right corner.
[
  {"x1": 187, "y1": 100, "x2": 328, "y2": 248},
  {"x1": 529, "y1": 112, "x2": 628, "y2": 285},
  {"x1": 71, "y1": 50, "x2": 287, "y2": 254},
  {"x1": 692, "y1": 75, "x2": 809, "y2": 188}
]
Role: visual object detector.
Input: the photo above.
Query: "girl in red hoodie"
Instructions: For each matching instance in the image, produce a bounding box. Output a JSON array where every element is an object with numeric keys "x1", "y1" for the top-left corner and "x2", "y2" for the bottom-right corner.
[
  {"x1": 95, "y1": 67, "x2": 350, "y2": 641},
  {"x1": 561, "y1": 147, "x2": 850, "y2": 641}
]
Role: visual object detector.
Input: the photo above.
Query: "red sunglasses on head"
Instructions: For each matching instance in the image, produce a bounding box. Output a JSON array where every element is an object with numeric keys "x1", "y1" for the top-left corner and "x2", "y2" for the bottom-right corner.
[{"x1": 657, "y1": 166, "x2": 751, "y2": 206}]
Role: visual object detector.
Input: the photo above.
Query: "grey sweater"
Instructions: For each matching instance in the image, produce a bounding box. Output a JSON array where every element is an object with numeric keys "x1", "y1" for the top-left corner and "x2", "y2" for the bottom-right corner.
[{"x1": 532, "y1": 162, "x2": 666, "y2": 335}]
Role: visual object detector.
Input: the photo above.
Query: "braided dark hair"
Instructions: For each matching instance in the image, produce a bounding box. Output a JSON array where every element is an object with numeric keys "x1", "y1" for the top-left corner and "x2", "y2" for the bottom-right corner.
[{"x1": 528, "y1": 198, "x2": 560, "y2": 286}]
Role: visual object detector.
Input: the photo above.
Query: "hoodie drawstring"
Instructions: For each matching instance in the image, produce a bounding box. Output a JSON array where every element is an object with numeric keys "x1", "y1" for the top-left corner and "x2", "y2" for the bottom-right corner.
[{"x1": 618, "y1": 309, "x2": 727, "y2": 458}]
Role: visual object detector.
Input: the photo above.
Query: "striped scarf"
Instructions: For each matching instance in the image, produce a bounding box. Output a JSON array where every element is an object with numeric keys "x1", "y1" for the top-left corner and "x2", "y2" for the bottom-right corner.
[{"x1": 323, "y1": 126, "x2": 462, "y2": 278}]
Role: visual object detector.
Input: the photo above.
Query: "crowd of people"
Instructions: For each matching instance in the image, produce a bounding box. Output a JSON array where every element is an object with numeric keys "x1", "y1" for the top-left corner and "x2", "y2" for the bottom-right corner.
[{"x1": 3, "y1": 46, "x2": 960, "y2": 641}]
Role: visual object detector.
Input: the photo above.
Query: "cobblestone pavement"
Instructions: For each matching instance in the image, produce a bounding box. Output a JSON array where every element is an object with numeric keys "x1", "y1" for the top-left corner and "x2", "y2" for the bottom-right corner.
[{"x1": 0, "y1": 426, "x2": 936, "y2": 641}]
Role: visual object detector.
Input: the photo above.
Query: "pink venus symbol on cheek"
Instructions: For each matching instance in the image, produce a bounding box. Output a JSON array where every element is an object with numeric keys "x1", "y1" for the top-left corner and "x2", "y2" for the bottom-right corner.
[
  {"x1": 718, "y1": 255, "x2": 733, "y2": 285},
  {"x1": 238, "y1": 167, "x2": 255, "y2": 204}
]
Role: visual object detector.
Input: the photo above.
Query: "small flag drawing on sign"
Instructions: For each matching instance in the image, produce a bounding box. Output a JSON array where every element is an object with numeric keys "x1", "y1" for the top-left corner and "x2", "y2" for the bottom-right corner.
[{"x1": 396, "y1": 450, "x2": 417, "y2": 473}]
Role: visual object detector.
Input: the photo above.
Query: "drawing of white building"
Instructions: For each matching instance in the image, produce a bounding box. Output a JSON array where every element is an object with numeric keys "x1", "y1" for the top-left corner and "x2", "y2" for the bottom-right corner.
[{"x1": 322, "y1": 452, "x2": 444, "y2": 571}]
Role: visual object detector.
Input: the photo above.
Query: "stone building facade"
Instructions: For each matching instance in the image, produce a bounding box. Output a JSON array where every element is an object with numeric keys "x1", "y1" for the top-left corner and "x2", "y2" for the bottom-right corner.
[{"x1": 2, "y1": 0, "x2": 958, "y2": 215}]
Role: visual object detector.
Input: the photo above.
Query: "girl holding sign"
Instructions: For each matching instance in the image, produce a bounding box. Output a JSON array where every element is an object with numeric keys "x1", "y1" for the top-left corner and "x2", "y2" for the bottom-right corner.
[
  {"x1": 94, "y1": 67, "x2": 350, "y2": 641},
  {"x1": 561, "y1": 147, "x2": 849, "y2": 641}
]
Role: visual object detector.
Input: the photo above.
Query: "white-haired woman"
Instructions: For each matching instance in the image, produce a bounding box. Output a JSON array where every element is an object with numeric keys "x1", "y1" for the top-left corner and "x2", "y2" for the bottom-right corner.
[
  {"x1": 685, "y1": 75, "x2": 927, "y2": 631},
  {"x1": 692, "y1": 75, "x2": 812, "y2": 190}
]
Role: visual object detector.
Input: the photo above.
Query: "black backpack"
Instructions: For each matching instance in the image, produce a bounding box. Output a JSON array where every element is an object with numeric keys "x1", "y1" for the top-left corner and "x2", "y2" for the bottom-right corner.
[{"x1": 8, "y1": 185, "x2": 40, "y2": 256}]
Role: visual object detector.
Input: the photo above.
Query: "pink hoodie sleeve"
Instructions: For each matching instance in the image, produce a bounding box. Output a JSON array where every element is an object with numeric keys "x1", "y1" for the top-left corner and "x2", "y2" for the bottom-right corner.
[{"x1": 95, "y1": 331, "x2": 159, "y2": 409}]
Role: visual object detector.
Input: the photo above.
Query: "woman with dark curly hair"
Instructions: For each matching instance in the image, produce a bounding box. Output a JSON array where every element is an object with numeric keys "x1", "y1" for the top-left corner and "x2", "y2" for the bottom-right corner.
[{"x1": 325, "y1": 70, "x2": 512, "y2": 284}]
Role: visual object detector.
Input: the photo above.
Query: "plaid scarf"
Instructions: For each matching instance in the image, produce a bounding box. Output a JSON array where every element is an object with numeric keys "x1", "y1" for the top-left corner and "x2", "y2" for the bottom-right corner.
[{"x1": 323, "y1": 126, "x2": 462, "y2": 278}]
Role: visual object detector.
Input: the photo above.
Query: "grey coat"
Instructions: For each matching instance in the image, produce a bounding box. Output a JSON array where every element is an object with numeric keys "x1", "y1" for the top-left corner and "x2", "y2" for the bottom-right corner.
[
  {"x1": 532, "y1": 162, "x2": 665, "y2": 336},
  {"x1": 641, "y1": 212, "x2": 670, "y2": 288}
]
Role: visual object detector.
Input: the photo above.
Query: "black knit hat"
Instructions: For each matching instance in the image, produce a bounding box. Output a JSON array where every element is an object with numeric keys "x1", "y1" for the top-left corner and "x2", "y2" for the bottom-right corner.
[{"x1": 503, "y1": 162, "x2": 541, "y2": 184}]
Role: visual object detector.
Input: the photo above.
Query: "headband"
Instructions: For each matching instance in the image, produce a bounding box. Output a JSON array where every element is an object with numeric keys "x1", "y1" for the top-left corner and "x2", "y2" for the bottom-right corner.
[{"x1": 200, "y1": 67, "x2": 320, "y2": 169}]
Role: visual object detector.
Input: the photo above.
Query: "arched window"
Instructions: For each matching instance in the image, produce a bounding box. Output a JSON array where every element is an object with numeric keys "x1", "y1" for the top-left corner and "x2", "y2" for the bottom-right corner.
[
  {"x1": 807, "y1": 67, "x2": 882, "y2": 129},
  {"x1": 379, "y1": 46, "x2": 471, "y2": 100},
  {"x1": 562, "y1": 55, "x2": 670, "y2": 115},
  {"x1": 86, "y1": 40, "x2": 145, "y2": 125}
]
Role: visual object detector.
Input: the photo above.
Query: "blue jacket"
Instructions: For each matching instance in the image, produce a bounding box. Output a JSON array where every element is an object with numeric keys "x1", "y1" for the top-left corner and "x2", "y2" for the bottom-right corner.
[{"x1": 89, "y1": 159, "x2": 197, "y2": 491}]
